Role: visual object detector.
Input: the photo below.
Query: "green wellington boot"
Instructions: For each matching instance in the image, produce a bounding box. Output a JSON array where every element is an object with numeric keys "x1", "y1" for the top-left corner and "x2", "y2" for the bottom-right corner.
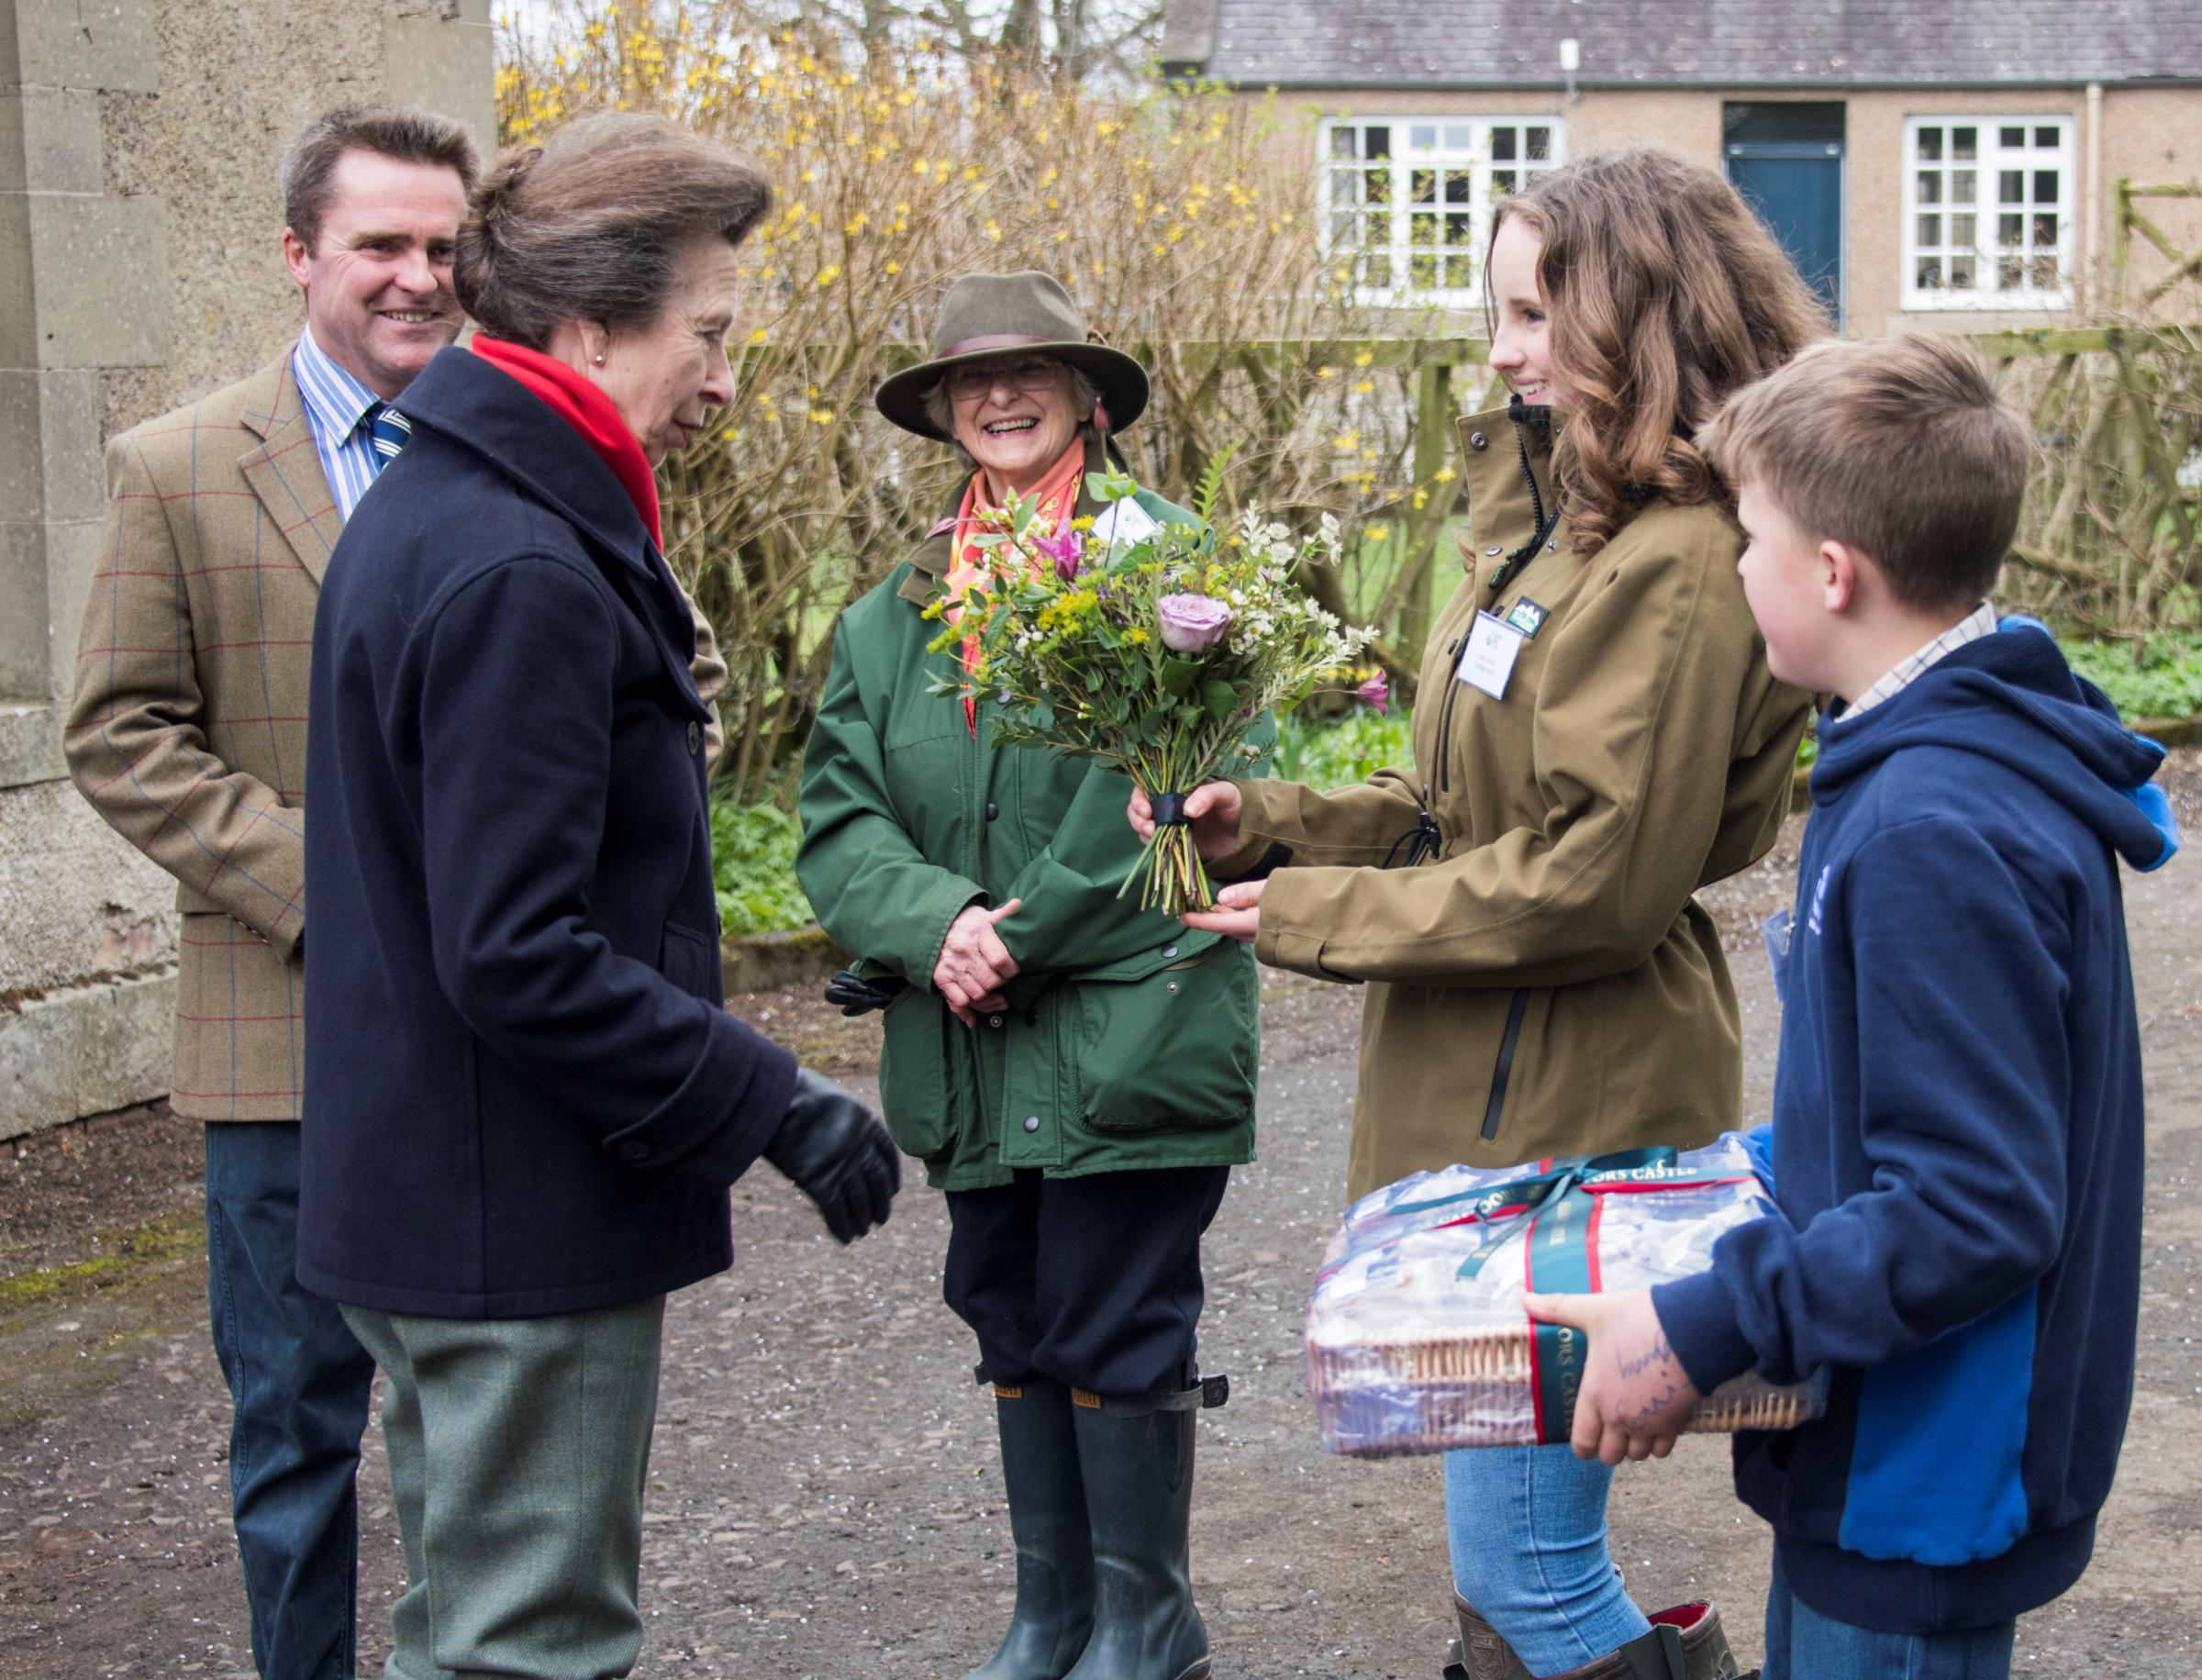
[
  {"x1": 966, "y1": 1378, "x2": 1095, "y2": 1680},
  {"x1": 1442, "y1": 1595, "x2": 1753, "y2": 1680},
  {"x1": 1060, "y1": 1378, "x2": 1221, "y2": 1680}
]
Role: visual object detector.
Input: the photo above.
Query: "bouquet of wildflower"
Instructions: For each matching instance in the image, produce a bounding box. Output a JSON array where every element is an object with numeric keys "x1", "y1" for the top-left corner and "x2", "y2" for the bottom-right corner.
[{"x1": 926, "y1": 458, "x2": 1374, "y2": 916}]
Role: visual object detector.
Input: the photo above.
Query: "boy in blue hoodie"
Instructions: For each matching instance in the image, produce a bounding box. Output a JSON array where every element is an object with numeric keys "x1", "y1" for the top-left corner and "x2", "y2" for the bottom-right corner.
[{"x1": 1526, "y1": 332, "x2": 2179, "y2": 1677}]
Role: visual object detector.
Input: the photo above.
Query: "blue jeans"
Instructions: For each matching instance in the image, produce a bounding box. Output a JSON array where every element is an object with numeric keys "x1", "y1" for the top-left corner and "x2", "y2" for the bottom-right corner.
[
  {"x1": 204, "y1": 1122, "x2": 376, "y2": 1678},
  {"x1": 1445, "y1": 1444, "x2": 1651, "y2": 1674},
  {"x1": 1763, "y1": 1549, "x2": 2015, "y2": 1679}
]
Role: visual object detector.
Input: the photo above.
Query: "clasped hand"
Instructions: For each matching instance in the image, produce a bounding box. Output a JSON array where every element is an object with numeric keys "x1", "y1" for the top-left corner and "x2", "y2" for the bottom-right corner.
[
  {"x1": 1126, "y1": 781, "x2": 1263, "y2": 942},
  {"x1": 1520, "y1": 1287, "x2": 1704, "y2": 1465},
  {"x1": 935, "y1": 899, "x2": 1021, "y2": 1026}
]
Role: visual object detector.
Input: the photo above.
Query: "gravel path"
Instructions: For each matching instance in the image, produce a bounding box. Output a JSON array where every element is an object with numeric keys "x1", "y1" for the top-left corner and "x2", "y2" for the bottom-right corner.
[{"x1": 3, "y1": 751, "x2": 2196, "y2": 1677}]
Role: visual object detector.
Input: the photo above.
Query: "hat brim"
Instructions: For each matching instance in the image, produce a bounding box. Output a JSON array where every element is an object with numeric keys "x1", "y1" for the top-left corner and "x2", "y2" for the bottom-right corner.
[{"x1": 874, "y1": 340, "x2": 1151, "y2": 441}]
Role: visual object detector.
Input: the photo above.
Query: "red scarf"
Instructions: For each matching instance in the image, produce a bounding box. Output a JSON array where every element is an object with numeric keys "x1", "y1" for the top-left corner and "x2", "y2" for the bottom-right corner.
[{"x1": 471, "y1": 336, "x2": 662, "y2": 547}]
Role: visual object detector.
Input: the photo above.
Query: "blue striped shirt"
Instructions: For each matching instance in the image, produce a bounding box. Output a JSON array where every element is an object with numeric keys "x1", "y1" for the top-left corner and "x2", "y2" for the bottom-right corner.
[{"x1": 291, "y1": 328, "x2": 389, "y2": 521}]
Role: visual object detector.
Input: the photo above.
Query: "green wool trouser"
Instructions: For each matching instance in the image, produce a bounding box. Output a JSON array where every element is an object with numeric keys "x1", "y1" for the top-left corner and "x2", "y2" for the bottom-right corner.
[{"x1": 342, "y1": 1296, "x2": 666, "y2": 1680}]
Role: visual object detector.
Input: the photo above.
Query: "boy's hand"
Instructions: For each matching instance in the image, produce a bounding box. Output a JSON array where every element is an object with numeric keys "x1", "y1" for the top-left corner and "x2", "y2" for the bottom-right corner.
[{"x1": 1523, "y1": 1288, "x2": 1702, "y2": 1465}]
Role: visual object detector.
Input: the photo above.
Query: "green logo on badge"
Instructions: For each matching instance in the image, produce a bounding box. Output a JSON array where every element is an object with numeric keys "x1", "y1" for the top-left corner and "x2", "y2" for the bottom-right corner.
[{"x1": 1506, "y1": 598, "x2": 1549, "y2": 639}]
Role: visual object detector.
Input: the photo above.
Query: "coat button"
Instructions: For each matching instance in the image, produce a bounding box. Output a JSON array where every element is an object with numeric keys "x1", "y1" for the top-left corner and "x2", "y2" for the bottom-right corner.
[
  {"x1": 989, "y1": 1014, "x2": 1005, "y2": 1029},
  {"x1": 1161, "y1": 943, "x2": 1179, "y2": 959},
  {"x1": 984, "y1": 801, "x2": 999, "y2": 820},
  {"x1": 1468, "y1": 430, "x2": 1487, "y2": 450},
  {"x1": 685, "y1": 720, "x2": 702, "y2": 754},
  {"x1": 617, "y1": 1139, "x2": 652, "y2": 1163},
  {"x1": 1022, "y1": 1115, "x2": 1040, "y2": 1133}
]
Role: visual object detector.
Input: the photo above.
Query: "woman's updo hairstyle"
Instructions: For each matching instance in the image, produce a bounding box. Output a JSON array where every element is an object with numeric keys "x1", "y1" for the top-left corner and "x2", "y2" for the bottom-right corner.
[
  {"x1": 456, "y1": 112, "x2": 772, "y2": 350},
  {"x1": 1489, "y1": 149, "x2": 1830, "y2": 557}
]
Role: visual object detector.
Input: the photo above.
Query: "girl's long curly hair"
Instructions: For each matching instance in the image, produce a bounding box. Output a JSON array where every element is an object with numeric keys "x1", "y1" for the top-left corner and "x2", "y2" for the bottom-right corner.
[{"x1": 1491, "y1": 149, "x2": 1831, "y2": 557}]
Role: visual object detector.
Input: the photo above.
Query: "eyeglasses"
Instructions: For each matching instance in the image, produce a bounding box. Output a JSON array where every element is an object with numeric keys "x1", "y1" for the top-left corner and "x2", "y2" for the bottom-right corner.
[{"x1": 942, "y1": 356, "x2": 1065, "y2": 402}]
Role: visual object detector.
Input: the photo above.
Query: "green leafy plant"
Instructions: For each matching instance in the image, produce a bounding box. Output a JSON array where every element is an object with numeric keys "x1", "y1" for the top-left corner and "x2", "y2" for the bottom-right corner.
[
  {"x1": 2059, "y1": 633, "x2": 2202, "y2": 721},
  {"x1": 708, "y1": 799, "x2": 814, "y2": 937}
]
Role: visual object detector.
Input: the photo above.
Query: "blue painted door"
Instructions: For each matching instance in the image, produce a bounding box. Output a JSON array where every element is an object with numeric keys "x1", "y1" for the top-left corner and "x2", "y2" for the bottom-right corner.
[{"x1": 1727, "y1": 142, "x2": 1845, "y2": 328}]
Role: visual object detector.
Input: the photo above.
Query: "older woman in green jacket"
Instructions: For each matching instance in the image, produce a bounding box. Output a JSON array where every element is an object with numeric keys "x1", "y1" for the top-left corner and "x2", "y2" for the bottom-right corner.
[{"x1": 796, "y1": 271, "x2": 1259, "y2": 1680}]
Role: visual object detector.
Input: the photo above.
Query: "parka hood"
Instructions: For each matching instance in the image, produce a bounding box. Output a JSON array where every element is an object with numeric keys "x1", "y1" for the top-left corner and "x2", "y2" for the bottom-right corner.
[{"x1": 1813, "y1": 616, "x2": 2179, "y2": 873}]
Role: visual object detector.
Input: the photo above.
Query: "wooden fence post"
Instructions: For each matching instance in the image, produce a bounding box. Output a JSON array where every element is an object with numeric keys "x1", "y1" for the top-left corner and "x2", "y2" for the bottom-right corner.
[{"x1": 1394, "y1": 357, "x2": 1457, "y2": 660}]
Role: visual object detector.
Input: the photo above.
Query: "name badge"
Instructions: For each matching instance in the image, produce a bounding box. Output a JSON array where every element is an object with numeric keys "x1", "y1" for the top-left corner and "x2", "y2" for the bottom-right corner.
[
  {"x1": 1457, "y1": 610, "x2": 1526, "y2": 700},
  {"x1": 1091, "y1": 497, "x2": 1160, "y2": 549}
]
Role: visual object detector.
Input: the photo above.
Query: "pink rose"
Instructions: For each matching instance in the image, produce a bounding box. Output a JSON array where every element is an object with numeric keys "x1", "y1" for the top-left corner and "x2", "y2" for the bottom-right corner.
[
  {"x1": 1156, "y1": 593, "x2": 1233, "y2": 651},
  {"x1": 1357, "y1": 672, "x2": 1390, "y2": 716}
]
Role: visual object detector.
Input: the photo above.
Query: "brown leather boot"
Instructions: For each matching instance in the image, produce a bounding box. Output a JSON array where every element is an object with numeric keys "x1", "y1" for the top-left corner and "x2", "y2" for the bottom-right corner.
[{"x1": 1442, "y1": 1597, "x2": 1754, "y2": 1680}]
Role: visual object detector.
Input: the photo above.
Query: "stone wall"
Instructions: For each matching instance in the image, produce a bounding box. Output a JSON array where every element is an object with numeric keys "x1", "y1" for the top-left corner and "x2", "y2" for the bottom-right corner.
[{"x1": 0, "y1": 0, "x2": 493, "y2": 1140}]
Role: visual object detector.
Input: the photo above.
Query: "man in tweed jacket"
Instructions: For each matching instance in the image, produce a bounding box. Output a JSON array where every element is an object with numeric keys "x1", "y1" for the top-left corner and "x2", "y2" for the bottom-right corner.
[{"x1": 66, "y1": 104, "x2": 728, "y2": 1679}]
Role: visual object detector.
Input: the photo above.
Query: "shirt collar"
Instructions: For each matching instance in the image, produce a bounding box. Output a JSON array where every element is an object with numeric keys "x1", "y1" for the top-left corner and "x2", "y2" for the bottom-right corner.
[
  {"x1": 1836, "y1": 600, "x2": 1999, "y2": 722},
  {"x1": 292, "y1": 327, "x2": 383, "y2": 443}
]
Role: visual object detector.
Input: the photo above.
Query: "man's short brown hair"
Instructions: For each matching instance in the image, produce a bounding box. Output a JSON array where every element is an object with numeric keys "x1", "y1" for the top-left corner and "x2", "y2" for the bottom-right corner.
[
  {"x1": 281, "y1": 103, "x2": 482, "y2": 251},
  {"x1": 1700, "y1": 332, "x2": 2031, "y2": 613}
]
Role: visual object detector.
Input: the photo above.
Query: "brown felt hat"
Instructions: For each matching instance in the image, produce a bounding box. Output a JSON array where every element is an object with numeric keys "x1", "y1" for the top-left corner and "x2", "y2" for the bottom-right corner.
[{"x1": 874, "y1": 270, "x2": 1151, "y2": 442}]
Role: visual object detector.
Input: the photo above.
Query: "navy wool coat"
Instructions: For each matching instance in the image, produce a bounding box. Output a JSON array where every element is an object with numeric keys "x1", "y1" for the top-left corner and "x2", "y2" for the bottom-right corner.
[{"x1": 300, "y1": 347, "x2": 797, "y2": 1318}]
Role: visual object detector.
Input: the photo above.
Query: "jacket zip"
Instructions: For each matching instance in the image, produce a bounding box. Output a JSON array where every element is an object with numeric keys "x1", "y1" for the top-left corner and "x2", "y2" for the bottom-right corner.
[
  {"x1": 1436, "y1": 633, "x2": 1465, "y2": 795},
  {"x1": 1479, "y1": 988, "x2": 1531, "y2": 1140}
]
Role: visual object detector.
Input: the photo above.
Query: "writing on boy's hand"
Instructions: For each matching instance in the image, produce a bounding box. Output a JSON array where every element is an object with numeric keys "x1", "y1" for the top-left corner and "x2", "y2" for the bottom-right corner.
[{"x1": 1522, "y1": 1287, "x2": 1702, "y2": 1465}]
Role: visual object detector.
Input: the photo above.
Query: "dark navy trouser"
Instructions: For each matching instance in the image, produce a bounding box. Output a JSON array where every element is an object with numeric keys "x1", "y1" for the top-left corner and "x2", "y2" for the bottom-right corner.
[
  {"x1": 942, "y1": 1164, "x2": 1229, "y2": 1397},
  {"x1": 204, "y1": 1121, "x2": 375, "y2": 1678}
]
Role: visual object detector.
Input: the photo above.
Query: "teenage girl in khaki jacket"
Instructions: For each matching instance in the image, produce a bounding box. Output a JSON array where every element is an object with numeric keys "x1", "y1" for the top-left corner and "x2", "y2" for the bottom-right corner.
[{"x1": 1133, "y1": 150, "x2": 1824, "y2": 1678}]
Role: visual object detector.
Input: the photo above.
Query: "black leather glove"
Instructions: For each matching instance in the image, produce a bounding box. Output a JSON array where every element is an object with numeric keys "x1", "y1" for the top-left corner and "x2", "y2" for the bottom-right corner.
[
  {"x1": 823, "y1": 969, "x2": 906, "y2": 1018},
  {"x1": 762, "y1": 1068, "x2": 901, "y2": 1243}
]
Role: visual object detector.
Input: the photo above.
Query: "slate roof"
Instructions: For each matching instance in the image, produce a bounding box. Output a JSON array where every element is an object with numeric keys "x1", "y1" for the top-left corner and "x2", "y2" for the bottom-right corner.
[{"x1": 1160, "y1": 0, "x2": 2202, "y2": 87}]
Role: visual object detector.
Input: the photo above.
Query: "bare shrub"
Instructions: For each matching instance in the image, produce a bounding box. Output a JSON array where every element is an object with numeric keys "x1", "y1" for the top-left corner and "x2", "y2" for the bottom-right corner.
[{"x1": 497, "y1": 7, "x2": 1466, "y2": 795}]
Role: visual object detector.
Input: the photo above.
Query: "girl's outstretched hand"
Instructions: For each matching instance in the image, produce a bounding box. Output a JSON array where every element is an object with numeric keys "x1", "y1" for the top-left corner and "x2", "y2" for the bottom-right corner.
[
  {"x1": 1128, "y1": 780, "x2": 1244, "y2": 862},
  {"x1": 1179, "y1": 878, "x2": 1263, "y2": 943}
]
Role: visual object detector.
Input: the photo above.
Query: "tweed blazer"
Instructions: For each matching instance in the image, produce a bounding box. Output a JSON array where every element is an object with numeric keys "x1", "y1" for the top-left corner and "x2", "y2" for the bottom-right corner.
[{"x1": 66, "y1": 352, "x2": 728, "y2": 1122}]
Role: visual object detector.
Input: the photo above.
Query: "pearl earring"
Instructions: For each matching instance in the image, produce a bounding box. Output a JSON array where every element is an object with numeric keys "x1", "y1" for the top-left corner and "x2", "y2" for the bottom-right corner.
[{"x1": 593, "y1": 353, "x2": 606, "y2": 365}]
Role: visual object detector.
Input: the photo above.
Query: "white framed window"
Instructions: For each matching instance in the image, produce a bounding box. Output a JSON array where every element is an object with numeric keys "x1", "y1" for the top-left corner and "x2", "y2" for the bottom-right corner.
[
  {"x1": 1318, "y1": 117, "x2": 1565, "y2": 306},
  {"x1": 1902, "y1": 117, "x2": 2074, "y2": 310}
]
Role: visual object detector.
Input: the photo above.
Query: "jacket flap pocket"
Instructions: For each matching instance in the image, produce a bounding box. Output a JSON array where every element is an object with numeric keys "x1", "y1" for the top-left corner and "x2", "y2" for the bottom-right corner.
[{"x1": 1073, "y1": 927, "x2": 1222, "y2": 986}]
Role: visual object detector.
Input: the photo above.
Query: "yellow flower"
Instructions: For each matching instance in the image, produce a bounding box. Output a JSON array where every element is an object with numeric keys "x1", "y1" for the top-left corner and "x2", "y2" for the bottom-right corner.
[
  {"x1": 748, "y1": 327, "x2": 769, "y2": 344},
  {"x1": 985, "y1": 218, "x2": 1002, "y2": 242},
  {"x1": 1352, "y1": 381, "x2": 1373, "y2": 395},
  {"x1": 1316, "y1": 366, "x2": 1338, "y2": 379},
  {"x1": 809, "y1": 408, "x2": 834, "y2": 426},
  {"x1": 1354, "y1": 348, "x2": 1374, "y2": 367},
  {"x1": 844, "y1": 212, "x2": 869, "y2": 233},
  {"x1": 1435, "y1": 466, "x2": 1457, "y2": 483},
  {"x1": 815, "y1": 263, "x2": 841, "y2": 287},
  {"x1": 1332, "y1": 432, "x2": 1358, "y2": 451},
  {"x1": 884, "y1": 259, "x2": 902, "y2": 274},
  {"x1": 1365, "y1": 523, "x2": 1392, "y2": 541}
]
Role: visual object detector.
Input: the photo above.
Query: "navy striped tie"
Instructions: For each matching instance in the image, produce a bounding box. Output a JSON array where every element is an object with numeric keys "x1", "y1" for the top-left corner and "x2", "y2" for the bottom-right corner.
[{"x1": 363, "y1": 402, "x2": 412, "y2": 475}]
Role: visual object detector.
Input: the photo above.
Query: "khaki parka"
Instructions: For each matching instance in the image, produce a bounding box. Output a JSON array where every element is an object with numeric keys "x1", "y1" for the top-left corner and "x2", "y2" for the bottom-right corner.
[
  {"x1": 796, "y1": 437, "x2": 1263, "y2": 1191},
  {"x1": 1214, "y1": 404, "x2": 1810, "y2": 1201}
]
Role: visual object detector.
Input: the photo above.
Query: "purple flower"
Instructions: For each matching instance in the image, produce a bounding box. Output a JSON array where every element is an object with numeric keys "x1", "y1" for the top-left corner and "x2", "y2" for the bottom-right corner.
[
  {"x1": 1156, "y1": 593, "x2": 1234, "y2": 652},
  {"x1": 1034, "y1": 521, "x2": 1084, "y2": 583},
  {"x1": 1357, "y1": 672, "x2": 1390, "y2": 716}
]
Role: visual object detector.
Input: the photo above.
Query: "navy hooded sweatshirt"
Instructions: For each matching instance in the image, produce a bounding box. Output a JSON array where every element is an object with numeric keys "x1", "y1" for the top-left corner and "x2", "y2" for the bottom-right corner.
[{"x1": 1656, "y1": 619, "x2": 2178, "y2": 1635}]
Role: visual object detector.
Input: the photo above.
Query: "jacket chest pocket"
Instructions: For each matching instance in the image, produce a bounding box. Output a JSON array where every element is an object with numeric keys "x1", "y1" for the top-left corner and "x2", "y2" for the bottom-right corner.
[
  {"x1": 878, "y1": 990, "x2": 952, "y2": 1159},
  {"x1": 1071, "y1": 942, "x2": 1258, "y2": 1132}
]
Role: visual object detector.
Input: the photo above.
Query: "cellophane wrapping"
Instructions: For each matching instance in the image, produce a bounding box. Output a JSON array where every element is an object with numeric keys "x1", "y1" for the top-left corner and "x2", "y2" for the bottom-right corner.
[{"x1": 1305, "y1": 1134, "x2": 1827, "y2": 1455}]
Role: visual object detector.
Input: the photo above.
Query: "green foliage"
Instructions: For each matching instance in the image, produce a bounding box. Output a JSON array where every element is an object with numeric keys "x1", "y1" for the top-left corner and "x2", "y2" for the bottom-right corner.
[
  {"x1": 709, "y1": 798, "x2": 814, "y2": 937},
  {"x1": 1274, "y1": 710, "x2": 1416, "y2": 791},
  {"x1": 2059, "y1": 633, "x2": 2202, "y2": 720}
]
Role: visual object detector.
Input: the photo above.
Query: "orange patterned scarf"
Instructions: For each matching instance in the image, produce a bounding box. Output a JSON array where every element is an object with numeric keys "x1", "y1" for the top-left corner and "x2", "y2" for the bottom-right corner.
[{"x1": 944, "y1": 439, "x2": 1088, "y2": 736}]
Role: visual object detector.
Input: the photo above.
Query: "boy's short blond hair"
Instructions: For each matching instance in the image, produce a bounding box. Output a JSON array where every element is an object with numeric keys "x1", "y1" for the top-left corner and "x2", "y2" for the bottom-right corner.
[{"x1": 1699, "y1": 332, "x2": 2030, "y2": 613}]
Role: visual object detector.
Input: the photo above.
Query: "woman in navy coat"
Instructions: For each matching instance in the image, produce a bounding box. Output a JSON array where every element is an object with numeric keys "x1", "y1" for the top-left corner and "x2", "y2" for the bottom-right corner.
[{"x1": 301, "y1": 113, "x2": 898, "y2": 1676}]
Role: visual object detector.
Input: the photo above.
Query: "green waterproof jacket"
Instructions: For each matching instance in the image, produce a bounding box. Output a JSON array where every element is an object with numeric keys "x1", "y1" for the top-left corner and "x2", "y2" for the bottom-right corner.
[{"x1": 795, "y1": 438, "x2": 1263, "y2": 1191}]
